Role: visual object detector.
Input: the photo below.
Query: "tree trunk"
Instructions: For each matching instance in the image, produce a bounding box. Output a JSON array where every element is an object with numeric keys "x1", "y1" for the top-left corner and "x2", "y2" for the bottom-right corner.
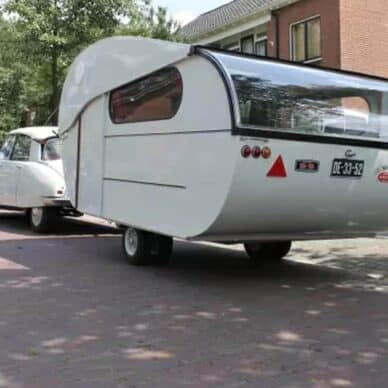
[
  {"x1": 49, "y1": 45, "x2": 58, "y2": 125},
  {"x1": 49, "y1": 0, "x2": 59, "y2": 125}
]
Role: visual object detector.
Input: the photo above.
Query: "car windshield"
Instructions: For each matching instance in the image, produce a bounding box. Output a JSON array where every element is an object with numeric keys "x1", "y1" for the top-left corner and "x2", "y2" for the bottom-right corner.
[
  {"x1": 212, "y1": 52, "x2": 388, "y2": 142},
  {"x1": 42, "y1": 138, "x2": 62, "y2": 161}
]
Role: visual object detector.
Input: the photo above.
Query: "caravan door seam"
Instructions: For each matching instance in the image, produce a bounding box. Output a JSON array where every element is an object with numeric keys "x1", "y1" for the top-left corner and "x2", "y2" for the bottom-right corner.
[
  {"x1": 103, "y1": 178, "x2": 186, "y2": 190},
  {"x1": 104, "y1": 129, "x2": 230, "y2": 139}
]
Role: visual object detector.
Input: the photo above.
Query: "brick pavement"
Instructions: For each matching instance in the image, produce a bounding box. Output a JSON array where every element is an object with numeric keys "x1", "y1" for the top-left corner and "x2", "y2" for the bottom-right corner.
[{"x1": 1, "y1": 211, "x2": 388, "y2": 387}]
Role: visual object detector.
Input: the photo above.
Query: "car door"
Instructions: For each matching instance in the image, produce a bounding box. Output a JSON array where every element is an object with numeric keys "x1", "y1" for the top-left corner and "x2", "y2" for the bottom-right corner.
[
  {"x1": 0, "y1": 135, "x2": 31, "y2": 207},
  {"x1": 0, "y1": 135, "x2": 16, "y2": 206},
  {"x1": 9, "y1": 135, "x2": 33, "y2": 207}
]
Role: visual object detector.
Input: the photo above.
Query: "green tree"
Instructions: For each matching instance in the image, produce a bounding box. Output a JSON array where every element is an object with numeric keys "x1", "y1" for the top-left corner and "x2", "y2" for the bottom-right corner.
[
  {"x1": 1, "y1": 0, "x2": 178, "y2": 129},
  {"x1": 117, "y1": 2, "x2": 179, "y2": 40},
  {"x1": 0, "y1": 67, "x2": 27, "y2": 141},
  {"x1": 0, "y1": 16, "x2": 28, "y2": 140}
]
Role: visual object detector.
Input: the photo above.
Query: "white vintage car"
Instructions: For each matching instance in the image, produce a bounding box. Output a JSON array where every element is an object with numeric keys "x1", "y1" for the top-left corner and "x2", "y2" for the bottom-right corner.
[{"x1": 0, "y1": 127, "x2": 77, "y2": 232}]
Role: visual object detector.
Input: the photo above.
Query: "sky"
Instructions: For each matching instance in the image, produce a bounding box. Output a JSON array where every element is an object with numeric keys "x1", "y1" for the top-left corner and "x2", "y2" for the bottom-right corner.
[{"x1": 155, "y1": 0, "x2": 230, "y2": 26}]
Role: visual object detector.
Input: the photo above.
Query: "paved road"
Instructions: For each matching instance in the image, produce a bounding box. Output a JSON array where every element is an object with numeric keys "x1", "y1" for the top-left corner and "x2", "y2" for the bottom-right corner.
[{"x1": 0, "y1": 211, "x2": 388, "y2": 388}]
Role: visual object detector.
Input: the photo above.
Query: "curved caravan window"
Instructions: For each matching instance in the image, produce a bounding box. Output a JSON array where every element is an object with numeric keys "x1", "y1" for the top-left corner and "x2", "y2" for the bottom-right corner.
[
  {"x1": 213, "y1": 52, "x2": 388, "y2": 143},
  {"x1": 110, "y1": 67, "x2": 183, "y2": 124}
]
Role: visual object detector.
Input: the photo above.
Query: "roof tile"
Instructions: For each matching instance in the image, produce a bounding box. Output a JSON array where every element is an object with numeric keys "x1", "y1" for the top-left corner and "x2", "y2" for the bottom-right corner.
[{"x1": 180, "y1": 0, "x2": 275, "y2": 40}]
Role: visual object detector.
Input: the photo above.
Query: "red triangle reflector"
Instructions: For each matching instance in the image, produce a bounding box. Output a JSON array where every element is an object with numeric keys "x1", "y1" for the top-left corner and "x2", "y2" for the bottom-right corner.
[{"x1": 267, "y1": 156, "x2": 287, "y2": 178}]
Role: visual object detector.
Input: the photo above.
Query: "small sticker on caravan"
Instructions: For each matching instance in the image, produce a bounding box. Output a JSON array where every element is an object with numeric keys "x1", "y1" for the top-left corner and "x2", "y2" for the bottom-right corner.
[{"x1": 295, "y1": 160, "x2": 319, "y2": 173}]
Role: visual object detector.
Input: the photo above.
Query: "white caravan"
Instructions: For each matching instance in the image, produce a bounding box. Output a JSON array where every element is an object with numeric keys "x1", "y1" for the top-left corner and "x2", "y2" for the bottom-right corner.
[{"x1": 59, "y1": 37, "x2": 388, "y2": 265}]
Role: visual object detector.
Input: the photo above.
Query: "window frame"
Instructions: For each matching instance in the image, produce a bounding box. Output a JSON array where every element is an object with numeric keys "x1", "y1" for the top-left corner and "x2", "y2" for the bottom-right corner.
[
  {"x1": 290, "y1": 16, "x2": 321, "y2": 64},
  {"x1": 255, "y1": 35, "x2": 268, "y2": 57},
  {"x1": 109, "y1": 66, "x2": 183, "y2": 125},
  {"x1": 240, "y1": 35, "x2": 255, "y2": 55},
  {"x1": 10, "y1": 135, "x2": 31, "y2": 162}
]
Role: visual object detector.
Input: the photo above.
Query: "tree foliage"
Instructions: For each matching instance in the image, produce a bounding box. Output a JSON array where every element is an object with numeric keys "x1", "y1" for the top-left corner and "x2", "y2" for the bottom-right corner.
[
  {"x1": 0, "y1": 17, "x2": 28, "y2": 141},
  {"x1": 0, "y1": 0, "x2": 179, "y2": 139}
]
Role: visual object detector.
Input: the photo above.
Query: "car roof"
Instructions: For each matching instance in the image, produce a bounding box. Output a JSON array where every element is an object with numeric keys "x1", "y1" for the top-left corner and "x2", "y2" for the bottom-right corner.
[{"x1": 9, "y1": 127, "x2": 58, "y2": 141}]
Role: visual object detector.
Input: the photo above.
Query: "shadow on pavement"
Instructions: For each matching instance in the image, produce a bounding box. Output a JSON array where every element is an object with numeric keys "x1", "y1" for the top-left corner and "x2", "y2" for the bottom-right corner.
[
  {"x1": 0, "y1": 230, "x2": 388, "y2": 387},
  {"x1": 0, "y1": 210, "x2": 120, "y2": 238}
]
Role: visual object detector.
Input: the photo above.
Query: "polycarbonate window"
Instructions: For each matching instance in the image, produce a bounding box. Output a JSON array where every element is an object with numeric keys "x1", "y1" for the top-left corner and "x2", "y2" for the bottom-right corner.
[
  {"x1": 110, "y1": 67, "x2": 183, "y2": 124},
  {"x1": 213, "y1": 52, "x2": 388, "y2": 142}
]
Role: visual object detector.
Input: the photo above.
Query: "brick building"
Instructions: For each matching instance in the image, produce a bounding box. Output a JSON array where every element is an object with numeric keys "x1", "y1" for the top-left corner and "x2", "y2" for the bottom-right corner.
[{"x1": 180, "y1": 0, "x2": 388, "y2": 78}]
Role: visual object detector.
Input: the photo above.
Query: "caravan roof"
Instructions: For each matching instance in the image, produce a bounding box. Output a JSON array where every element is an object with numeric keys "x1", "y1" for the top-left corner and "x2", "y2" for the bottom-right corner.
[
  {"x1": 59, "y1": 36, "x2": 388, "y2": 138},
  {"x1": 59, "y1": 37, "x2": 191, "y2": 133}
]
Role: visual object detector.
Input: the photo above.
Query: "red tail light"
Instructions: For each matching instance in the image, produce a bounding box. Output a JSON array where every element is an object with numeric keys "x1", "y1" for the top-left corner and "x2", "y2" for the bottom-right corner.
[
  {"x1": 251, "y1": 146, "x2": 261, "y2": 158},
  {"x1": 241, "y1": 145, "x2": 251, "y2": 158}
]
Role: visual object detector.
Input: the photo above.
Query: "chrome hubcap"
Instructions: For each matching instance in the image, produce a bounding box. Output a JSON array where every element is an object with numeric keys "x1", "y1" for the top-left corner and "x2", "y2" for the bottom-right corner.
[
  {"x1": 124, "y1": 228, "x2": 138, "y2": 256},
  {"x1": 31, "y1": 208, "x2": 43, "y2": 226}
]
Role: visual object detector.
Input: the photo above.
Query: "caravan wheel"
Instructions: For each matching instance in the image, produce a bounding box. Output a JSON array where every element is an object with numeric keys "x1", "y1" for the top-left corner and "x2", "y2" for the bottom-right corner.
[
  {"x1": 244, "y1": 241, "x2": 292, "y2": 263},
  {"x1": 122, "y1": 228, "x2": 151, "y2": 266},
  {"x1": 122, "y1": 228, "x2": 173, "y2": 266}
]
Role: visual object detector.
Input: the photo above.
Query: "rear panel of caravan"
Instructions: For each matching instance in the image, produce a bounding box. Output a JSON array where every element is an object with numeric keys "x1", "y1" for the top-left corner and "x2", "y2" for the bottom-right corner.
[{"x1": 64, "y1": 55, "x2": 238, "y2": 238}]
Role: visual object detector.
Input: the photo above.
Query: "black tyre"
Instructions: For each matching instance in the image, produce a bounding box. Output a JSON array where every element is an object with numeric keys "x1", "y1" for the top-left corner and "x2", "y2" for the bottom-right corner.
[
  {"x1": 29, "y1": 207, "x2": 59, "y2": 233},
  {"x1": 149, "y1": 235, "x2": 173, "y2": 266},
  {"x1": 122, "y1": 227, "x2": 152, "y2": 266},
  {"x1": 244, "y1": 241, "x2": 292, "y2": 262}
]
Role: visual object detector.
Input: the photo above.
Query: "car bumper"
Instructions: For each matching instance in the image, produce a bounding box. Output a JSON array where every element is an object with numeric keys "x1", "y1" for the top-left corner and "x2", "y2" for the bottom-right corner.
[{"x1": 42, "y1": 196, "x2": 73, "y2": 208}]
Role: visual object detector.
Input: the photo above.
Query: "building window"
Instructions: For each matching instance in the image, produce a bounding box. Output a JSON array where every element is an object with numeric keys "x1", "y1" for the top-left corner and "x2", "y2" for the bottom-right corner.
[
  {"x1": 240, "y1": 35, "x2": 254, "y2": 54},
  {"x1": 110, "y1": 67, "x2": 183, "y2": 124},
  {"x1": 255, "y1": 38, "x2": 268, "y2": 56},
  {"x1": 291, "y1": 17, "x2": 321, "y2": 63}
]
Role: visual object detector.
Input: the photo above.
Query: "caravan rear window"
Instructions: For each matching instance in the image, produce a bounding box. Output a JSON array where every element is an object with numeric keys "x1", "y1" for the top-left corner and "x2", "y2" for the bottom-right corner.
[
  {"x1": 110, "y1": 67, "x2": 183, "y2": 124},
  {"x1": 214, "y1": 52, "x2": 388, "y2": 142}
]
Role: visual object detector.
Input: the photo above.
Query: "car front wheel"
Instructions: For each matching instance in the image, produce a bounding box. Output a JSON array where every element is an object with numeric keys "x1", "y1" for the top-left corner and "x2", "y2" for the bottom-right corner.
[{"x1": 28, "y1": 207, "x2": 59, "y2": 233}]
